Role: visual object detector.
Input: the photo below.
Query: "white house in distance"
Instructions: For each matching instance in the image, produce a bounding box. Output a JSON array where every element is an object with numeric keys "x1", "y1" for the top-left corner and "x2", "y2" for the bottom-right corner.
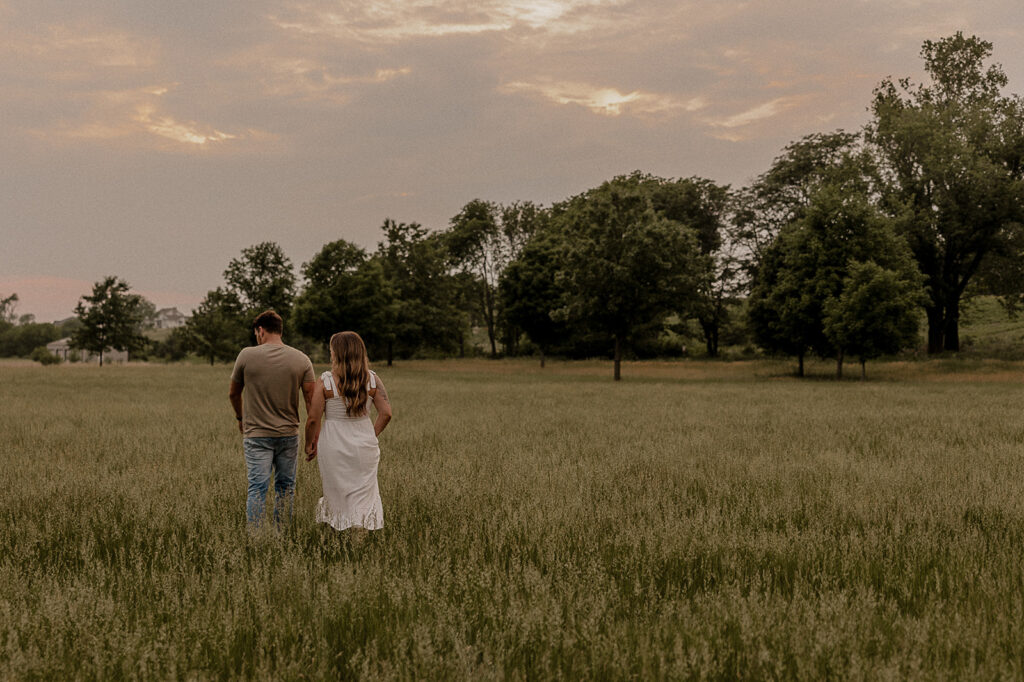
[
  {"x1": 45, "y1": 338, "x2": 129, "y2": 364},
  {"x1": 154, "y1": 307, "x2": 188, "y2": 329}
]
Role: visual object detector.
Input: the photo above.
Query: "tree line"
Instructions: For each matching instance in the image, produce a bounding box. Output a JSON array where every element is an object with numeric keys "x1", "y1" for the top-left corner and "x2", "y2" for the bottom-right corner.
[{"x1": 6, "y1": 34, "x2": 1023, "y2": 379}]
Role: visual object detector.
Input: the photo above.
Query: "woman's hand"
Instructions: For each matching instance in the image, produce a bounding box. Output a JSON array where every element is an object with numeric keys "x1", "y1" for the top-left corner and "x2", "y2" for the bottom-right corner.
[{"x1": 305, "y1": 440, "x2": 317, "y2": 462}]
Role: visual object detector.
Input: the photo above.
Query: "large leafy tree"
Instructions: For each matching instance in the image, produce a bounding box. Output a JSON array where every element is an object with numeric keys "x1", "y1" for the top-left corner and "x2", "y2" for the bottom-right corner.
[
  {"x1": 292, "y1": 239, "x2": 394, "y2": 361},
  {"x1": 646, "y1": 176, "x2": 733, "y2": 356},
  {"x1": 447, "y1": 200, "x2": 503, "y2": 357},
  {"x1": 71, "y1": 276, "x2": 150, "y2": 366},
  {"x1": 375, "y1": 219, "x2": 461, "y2": 363},
  {"x1": 554, "y1": 172, "x2": 705, "y2": 380},
  {"x1": 223, "y1": 241, "x2": 297, "y2": 322},
  {"x1": 185, "y1": 287, "x2": 248, "y2": 365},
  {"x1": 447, "y1": 200, "x2": 543, "y2": 357},
  {"x1": 749, "y1": 187, "x2": 924, "y2": 377},
  {"x1": 499, "y1": 230, "x2": 567, "y2": 367},
  {"x1": 734, "y1": 131, "x2": 870, "y2": 270},
  {"x1": 868, "y1": 32, "x2": 1024, "y2": 353}
]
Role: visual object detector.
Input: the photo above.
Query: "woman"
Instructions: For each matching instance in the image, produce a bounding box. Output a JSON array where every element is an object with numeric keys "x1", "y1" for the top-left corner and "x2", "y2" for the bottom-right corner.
[{"x1": 304, "y1": 331, "x2": 392, "y2": 530}]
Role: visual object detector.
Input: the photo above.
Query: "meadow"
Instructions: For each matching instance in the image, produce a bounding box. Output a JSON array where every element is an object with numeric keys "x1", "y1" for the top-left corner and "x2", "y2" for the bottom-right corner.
[{"x1": 2, "y1": 358, "x2": 1024, "y2": 680}]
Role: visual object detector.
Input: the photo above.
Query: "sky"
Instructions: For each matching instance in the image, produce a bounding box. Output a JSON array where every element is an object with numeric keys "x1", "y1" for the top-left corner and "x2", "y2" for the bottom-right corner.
[{"x1": 1, "y1": 0, "x2": 1022, "y2": 322}]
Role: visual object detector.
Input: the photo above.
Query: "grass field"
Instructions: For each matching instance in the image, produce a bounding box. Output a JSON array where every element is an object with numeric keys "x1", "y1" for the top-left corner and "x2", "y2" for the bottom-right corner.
[{"x1": 3, "y1": 358, "x2": 1024, "y2": 679}]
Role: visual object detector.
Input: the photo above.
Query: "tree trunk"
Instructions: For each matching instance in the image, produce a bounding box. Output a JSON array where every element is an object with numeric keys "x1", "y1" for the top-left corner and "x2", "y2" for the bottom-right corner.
[
  {"x1": 387, "y1": 340, "x2": 394, "y2": 368},
  {"x1": 926, "y1": 305, "x2": 943, "y2": 354},
  {"x1": 836, "y1": 348, "x2": 843, "y2": 380},
  {"x1": 613, "y1": 335, "x2": 622, "y2": 381},
  {"x1": 99, "y1": 349, "x2": 104, "y2": 367},
  {"x1": 540, "y1": 348, "x2": 545, "y2": 369},
  {"x1": 209, "y1": 354, "x2": 214, "y2": 366},
  {"x1": 943, "y1": 298, "x2": 960, "y2": 352},
  {"x1": 797, "y1": 352, "x2": 804, "y2": 378},
  {"x1": 701, "y1": 320, "x2": 717, "y2": 357},
  {"x1": 860, "y1": 358, "x2": 866, "y2": 380}
]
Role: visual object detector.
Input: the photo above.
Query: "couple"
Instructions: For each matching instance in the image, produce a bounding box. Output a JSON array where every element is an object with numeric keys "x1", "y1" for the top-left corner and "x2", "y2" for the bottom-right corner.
[{"x1": 228, "y1": 310, "x2": 392, "y2": 531}]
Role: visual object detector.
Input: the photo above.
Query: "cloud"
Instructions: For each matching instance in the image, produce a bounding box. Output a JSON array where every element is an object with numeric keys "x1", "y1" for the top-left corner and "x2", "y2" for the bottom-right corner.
[
  {"x1": 32, "y1": 84, "x2": 248, "y2": 149},
  {"x1": 708, "y1": 97, "x2": 802, "y2": 129},
  {"x1": 501, "y1": 78, "x2": 707, "y2": 117},
  {"x1": 268, "y1": 0, "x2": 631, "y2": 42},
  {"x1": 224, "y1": 47, "x2": 412, "y2": 103},
  {"x1": 0, "y1": 21, "x2": 157, "y2": 77}
]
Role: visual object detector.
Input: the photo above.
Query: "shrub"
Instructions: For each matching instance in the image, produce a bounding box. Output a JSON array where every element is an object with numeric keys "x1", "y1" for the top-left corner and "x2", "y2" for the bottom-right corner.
[{"x1": 30, "y1": 346, "x2": 61, "y2": 365}]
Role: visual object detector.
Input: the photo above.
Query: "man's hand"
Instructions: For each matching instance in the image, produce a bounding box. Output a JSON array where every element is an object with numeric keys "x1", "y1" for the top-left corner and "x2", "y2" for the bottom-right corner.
[{"x1": 304, "y1": 440, "x2": 317, "y2": 462}]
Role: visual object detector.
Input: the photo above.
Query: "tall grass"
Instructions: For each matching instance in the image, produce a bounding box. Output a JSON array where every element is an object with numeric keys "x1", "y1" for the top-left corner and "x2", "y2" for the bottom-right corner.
[{"x1": 2, "y1": 360, "x2": 1023, "y2": 679}]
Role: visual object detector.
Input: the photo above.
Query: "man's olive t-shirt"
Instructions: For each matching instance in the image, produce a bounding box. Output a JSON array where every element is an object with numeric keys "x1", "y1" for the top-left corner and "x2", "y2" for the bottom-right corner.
[{"x1": 230, "y1": 344, "x2": 315, "y2": 438}]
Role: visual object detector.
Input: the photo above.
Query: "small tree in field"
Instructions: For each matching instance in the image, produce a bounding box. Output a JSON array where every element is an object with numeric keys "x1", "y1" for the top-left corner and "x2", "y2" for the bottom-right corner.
[
  {"x1": 823, "y1": 261, "x2": 926, "y2": 379},
  {"x1": 185, "y1": 288, "x2": 248, "y2": 365},
  {"x1": 72, "y1": 276, "x2": 149, "y2": 366}
]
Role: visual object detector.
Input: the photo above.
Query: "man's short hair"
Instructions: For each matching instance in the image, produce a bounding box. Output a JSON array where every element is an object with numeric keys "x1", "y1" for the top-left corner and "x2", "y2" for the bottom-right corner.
[{"x1": 253, "y1": 310, "x2": 283, "y2": 335}]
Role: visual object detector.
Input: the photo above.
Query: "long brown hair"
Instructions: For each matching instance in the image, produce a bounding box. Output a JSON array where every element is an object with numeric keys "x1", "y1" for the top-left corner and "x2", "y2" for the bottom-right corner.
[{"x1": 329, "y1": 331, "x2": 371, "y2": 416}]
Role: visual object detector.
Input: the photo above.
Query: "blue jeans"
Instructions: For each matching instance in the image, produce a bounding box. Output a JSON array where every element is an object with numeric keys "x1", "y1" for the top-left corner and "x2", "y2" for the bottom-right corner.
[{"x1": 243, "y1": 436, "x2": 299, "y2": 527}]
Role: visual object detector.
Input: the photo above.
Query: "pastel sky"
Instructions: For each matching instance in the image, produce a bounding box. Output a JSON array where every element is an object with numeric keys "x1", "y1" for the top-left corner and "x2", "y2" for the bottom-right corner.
[{"x1": 2, "y1": 0, "x2": 1022, "y2": 322}]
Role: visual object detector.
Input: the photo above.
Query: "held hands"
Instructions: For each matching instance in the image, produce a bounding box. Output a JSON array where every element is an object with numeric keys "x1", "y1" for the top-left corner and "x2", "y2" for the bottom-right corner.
[{"x1": 305, "y1": 439, "x2": 318, "y2": 462}]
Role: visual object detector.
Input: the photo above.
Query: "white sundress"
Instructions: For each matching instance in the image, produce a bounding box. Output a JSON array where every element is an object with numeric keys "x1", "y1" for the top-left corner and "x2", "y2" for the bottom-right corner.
[{"x1": 315, "y1": 370, "x2": 384, "y2": 530}]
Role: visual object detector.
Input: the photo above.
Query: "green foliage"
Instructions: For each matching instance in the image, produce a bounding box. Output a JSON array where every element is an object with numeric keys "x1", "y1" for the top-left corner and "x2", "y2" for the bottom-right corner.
[
  {"x1": 823, "y1": 261, "x2": 927, "y2": 376},
  {"x1": 499, "y1": 230, "x2": 569, "y2": 364},
  {"x1": 4, "y1": 362, "x2": 1024, "y2": 678},
  {"x1": 868, "y1": 32, "x2": 1024, "y2": 353},
  {"x1": 733, "y1": 131, "x2": 871, "y2": 267},
  {"x1": 375, "y1": 219, "x2": 463, "y2": 362},
  {"x1": 749, "y1": 187, "x2": 924, "y2": 373},
  {"x1": 71, "y1": 276, "x2": 150, "y2": 366},
  {"x1": 293, "y1": 240, "x2": 395, "y2": 359},
  {"x1": 553, "y1": 172, "x2": 706, "y2": 379},
  {"x1": 184, "y1": 288, "x2": 248, "y2": 365},
  {"x1": 447, "y1": 200, "x2": 546, "y2": 357},
  {"x1": 0, "y1": 321, "x2": 60, "y2": 358},
  {"x1": 223, "y1": 241, "x2": 297, "y2": 323},
  {"x1": 0, "y1": 292, "x2": 17, "y2": 325},
  {"x1": 146, "y1": 326, "x2": 190, "y2": 362},
  {"x1": 29, "y1": 345, "x2": 60, "y2": 365}
]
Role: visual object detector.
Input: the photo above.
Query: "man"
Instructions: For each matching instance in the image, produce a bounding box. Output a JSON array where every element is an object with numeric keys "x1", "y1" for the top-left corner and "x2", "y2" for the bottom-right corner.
[{"x1": 229, "y1": 310, "x2": 316, "y2": 527}]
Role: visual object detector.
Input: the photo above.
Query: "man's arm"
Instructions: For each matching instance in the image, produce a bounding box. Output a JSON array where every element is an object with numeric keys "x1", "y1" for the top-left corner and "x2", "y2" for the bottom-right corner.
[
  {"x1": 301, "y1": 380, "x2": 316, "y2": 413},
  {"x1": 303, "y1": 380, "x2": 325, "y2": 461},
  {"x1": 228, "y1": 381, "x2": 244, "y2": 434}
]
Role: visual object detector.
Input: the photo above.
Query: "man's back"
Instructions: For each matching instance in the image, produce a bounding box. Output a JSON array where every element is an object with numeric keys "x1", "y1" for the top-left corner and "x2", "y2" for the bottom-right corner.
[{"x1": 231, "y1": 344, "x2": 315, "y2": 437}]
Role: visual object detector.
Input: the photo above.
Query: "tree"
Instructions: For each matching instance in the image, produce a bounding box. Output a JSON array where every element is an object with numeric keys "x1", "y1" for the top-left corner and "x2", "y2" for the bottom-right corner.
[
  {"x1": 748, "y1": 187, "x2": 924, "y2": 377},
  {"x1": 1, "y1": 293, "x2": 18, "y2": 325},
  {"x1": 645, "y1": 176, "x2": 734, "y2": 356},
  {"x1": 292, "y1": 239, "x2": 394, "y2": 360},
  {"x1": 499, "y1": 230, "x2": 568, "y2": 367},
  {"x1": 0, "y1": 321, "x2": 60, "y2": 358},
  {"x1": 823, "y1": 261, "x2": 926, "y2": 379},
  {"x1": 447, "y1": 200, "x2": 505, "y2": 357},
  {"x1": 868, "y1": 33, "x2": 1024, "y2": 353},
  {"x1": 71, "y1": 276, "x2": 149, "y2": 366},
  {"x1": 375, "y1": 219, "x2": 461, "y2": 363},
  {"x1": 184, "y1": 288, "x2": 248, "y2": 365},
  {"x1": 223, "y1": 242, "x2": 297, "y2": 322},
  {"x1": 554, "y1": 172, "x2": 705, "y2": 380},
  {"x1": 734, "y1": 131, "x2": 870, "y2": 270}
]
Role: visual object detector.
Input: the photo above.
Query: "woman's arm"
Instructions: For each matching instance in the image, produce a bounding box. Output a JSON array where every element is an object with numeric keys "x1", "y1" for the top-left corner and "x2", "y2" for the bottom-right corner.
[
  {"x1": 370, "y1": 377, "x2": 392, "y2": 437},
  {"x1": 304, "y1": 379, "x2": 325, "y2": 461}
]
